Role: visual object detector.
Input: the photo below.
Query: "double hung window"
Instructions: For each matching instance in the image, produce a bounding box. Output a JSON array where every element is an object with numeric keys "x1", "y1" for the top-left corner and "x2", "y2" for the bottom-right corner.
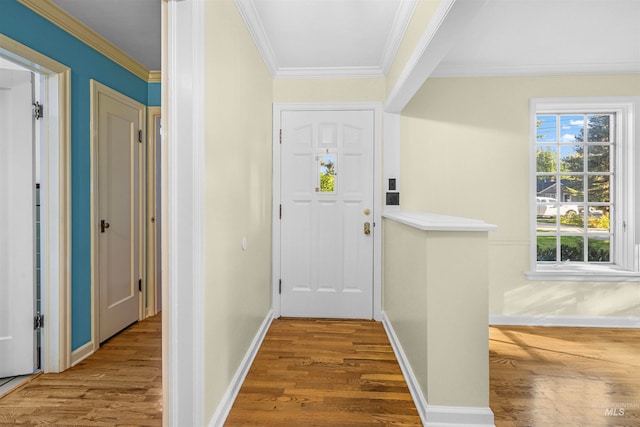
[{"x1": 529, "y1": 98, "x2": 639, "y2": 280}]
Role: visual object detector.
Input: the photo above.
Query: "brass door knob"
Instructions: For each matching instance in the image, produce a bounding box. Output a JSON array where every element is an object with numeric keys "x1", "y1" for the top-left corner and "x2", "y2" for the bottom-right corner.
[{"x1": 364, "y1": 222, "x2": 371, "y2": 235}]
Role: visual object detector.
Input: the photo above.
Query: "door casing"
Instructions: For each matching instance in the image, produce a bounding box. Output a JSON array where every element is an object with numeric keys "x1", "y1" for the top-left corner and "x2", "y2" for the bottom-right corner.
[
  {"x1": 272, "y1": 103, "x2": 383, "y2": 320},
  {"x1": 0, "y1": 35, "x2": 72, "y2": 373},
  {"x1": 146, "y1": 106, "x2": 161, "y2": 317}
]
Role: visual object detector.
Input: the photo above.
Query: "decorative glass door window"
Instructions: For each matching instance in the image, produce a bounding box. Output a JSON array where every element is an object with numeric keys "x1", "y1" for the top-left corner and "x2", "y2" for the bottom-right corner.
[{"x1": 317, "y1": 153, "x2": 336, "y2": 193}]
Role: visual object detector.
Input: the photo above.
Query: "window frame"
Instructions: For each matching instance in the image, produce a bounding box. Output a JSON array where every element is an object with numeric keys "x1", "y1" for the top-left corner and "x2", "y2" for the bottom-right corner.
[{"x1": 527, "y1": 97, "x2": 640, "y2": 282}]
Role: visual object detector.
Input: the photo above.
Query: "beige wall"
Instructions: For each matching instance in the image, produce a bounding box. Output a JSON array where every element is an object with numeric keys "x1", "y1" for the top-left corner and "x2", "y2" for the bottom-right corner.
[
  {"x1": 400, "y1": 74, "x2": 640, "y2": 319},
  {"x1": 383, "y1": 219, "x2": 490, "y2": 407},
  {"x1": 273, "y1": 78, "x2": 385, "y2": 103},
  {"x1": 204, "y1": 0, "x2": 273, "y2": 421}
]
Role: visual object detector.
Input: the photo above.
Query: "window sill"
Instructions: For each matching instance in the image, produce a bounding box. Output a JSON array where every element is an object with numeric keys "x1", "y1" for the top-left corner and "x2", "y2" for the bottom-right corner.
[{"x1": 526, "y1": 265, "x2": 640, "y2": 282}]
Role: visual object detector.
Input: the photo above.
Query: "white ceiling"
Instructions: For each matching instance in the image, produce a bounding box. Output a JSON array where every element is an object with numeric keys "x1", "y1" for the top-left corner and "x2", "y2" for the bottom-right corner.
[
  {"x1": 433, "y1": 0, "x2": 640, "y2": 77},
  {"x1": 51, "y1": 0, "x2": 161, "y2": 71},
  {"x1": 47, "y1": 0, "x2": 640, "y2": 78},
  {"x1": 238, "y1": 0, "x2": 418, "y2": 77}
]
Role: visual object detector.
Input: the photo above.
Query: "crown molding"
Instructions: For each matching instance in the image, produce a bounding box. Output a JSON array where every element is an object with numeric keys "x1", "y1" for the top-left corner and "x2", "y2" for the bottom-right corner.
[
  {"x1": 430, "y1": 62, "x2": 640, "y2": 78},
  {"x1": 18, "y1": 0, "x2": 154, "y2": 82},
  {"x1": 380, "y1": 0, "x2": 419, "y2": 76},
  {"x1": 148, "y1": 71, "x2": 162, "y2": 83},
  {"x1": 234, "y1": 0, "x2": 279, "y2": 77},
  {"x1": 275, "y1": 66, "x2": 385, "y2": 79}
]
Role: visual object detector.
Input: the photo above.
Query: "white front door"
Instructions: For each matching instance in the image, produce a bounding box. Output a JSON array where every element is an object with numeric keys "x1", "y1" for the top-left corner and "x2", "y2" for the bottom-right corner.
[
  {"x1": 280, "y1": 110, "x2": 374, "y2": 318},
  {"x1": 0, "y1": 69, "x2": 36, "y2": 377},
  {"x1": 93, "y1": 81, "x2": 144, "y2": 343}
]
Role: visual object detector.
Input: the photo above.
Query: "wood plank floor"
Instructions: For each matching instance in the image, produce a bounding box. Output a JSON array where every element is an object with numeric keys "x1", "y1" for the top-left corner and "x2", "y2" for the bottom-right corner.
[
  {"x1": 3, "y1": 315, "x2": 638, "y2": 426},
  {"x1": 224, "y1": 318, "x2": 422, "y2": 426},
  {"x1": 490, "y1": 326, "x2": 640, "y2": 427},
  {"x1": 0, "y1": 313, "x2": 162, "y2": 426}
]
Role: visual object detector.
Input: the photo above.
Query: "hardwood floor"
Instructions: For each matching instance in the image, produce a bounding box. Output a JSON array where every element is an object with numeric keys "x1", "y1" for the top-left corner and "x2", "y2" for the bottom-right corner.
[
  {"x1": 6, "y1": 314, "x2": 636, "y2": 426},
  {"x1": 0, "y1": 313, "x2": 162, "y2": 426},
  {"x1": 490, "y1": 326, "x2": 640, "y2": 427},
  {"x1": 225, "y1": 318, "x2": 422, "y2": 426}
]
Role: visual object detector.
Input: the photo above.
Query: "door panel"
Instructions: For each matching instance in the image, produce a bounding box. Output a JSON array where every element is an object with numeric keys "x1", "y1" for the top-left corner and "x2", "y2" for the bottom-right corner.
[
  {"x1": 0, "y1": 69, "x2": 35, "y2": 377},
  {"x1": 95, "y1": 84, "x2": 143, "y2": 343},
  {"x1": 281, "y1": 110, "x2": 374, "y2": 318}
]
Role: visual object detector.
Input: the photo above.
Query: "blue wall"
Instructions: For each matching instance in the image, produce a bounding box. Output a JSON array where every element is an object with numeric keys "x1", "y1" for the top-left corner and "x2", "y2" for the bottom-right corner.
[
  {"x1": 148, "y1": 82, "x2": 161, "y2": 106},
  {"x1": 2, "y1": 1, "x2": 160, "y2": 350}
]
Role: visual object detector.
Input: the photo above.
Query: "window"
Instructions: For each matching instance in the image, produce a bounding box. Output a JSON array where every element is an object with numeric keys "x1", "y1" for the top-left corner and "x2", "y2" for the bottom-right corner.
[{"x1": 528, "y1": 98, "x2": 640, "y2": 281}]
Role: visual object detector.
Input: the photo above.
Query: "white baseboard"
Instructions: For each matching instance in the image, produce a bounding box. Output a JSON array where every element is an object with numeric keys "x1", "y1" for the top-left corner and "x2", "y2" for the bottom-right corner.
[
  {"x1": 381, "y1": 312, "x2": 495, "y2": 427},
  {"x1": 208, "y1": 310, "x2": 274, "y2": 427},
  {"x1": 424, "y1": 405, "x2": 495, "y2": 427},
  {"x1": 70, "y1": 341, "x2": 94, "y2": 367},
  {"x1": 381, "y1": 312, "x2": 429, "y2": 423},
  {"x1": 490, "y1": 314, "x2": 640, "y2": 328}
]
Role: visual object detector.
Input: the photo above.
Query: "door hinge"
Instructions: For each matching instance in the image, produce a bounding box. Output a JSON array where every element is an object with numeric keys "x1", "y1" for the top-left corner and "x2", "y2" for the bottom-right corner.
[
  {"x1": 33, "y1": 102, "x2": 44, "y2": 120},
  {"x1": 138, "y1": 278, "x2": 142, "y2": 292},
  {"x1": 279, "y1": 279, "x2": 282, "y2": 294},
  {"x1": 34, "y1": 313, "x2": 44, "y2": 330},
  {"x1": 279, "y1": 129, "x2": 282, "y2": 144},
  {"x1": 138, "y1": 129, "x2": 143, "y2": 143},
  {"x1": 279, "y1": 204, "x2": 282, "y2": 219}
]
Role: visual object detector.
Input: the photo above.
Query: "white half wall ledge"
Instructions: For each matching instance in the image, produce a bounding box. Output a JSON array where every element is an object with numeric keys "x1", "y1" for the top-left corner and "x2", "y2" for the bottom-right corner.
[
  {"x1": 490, "y1": 314, "x2": 640, "y2": 329},
  {"x1": 383, "y1": 211, "x2": 497, "y2": 232}
]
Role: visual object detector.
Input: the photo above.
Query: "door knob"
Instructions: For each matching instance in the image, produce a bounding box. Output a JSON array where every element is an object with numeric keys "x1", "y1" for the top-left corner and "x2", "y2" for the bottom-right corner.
[
  {"x1": 364, "y1": 222, "x2": 371, "y2": 235},
  {"x1": 101, "y1": 219, "x2": 110, "y2": 233}
]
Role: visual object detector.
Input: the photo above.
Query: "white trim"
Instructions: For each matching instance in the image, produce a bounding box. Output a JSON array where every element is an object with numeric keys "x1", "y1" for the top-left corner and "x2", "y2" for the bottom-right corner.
[
  {"x1": 275, "y1": 66, "x2": 384, "y2": 79},
  {"x1": 385, "y1": 0, "x2": 488, "y2": 113},
  {"x1": 146, "y1": 106, "x2": 162, "y2": 318},
  {"x1": 423, "y1": 406, "x2": 495, "y2": 427},
  {"x1": 372, "y1": 104, "x2": 383, "y2": 321},
  {"x1": 383, "y1": 211, "x2": 497, "y2": 232},
  {"x1": 70, "y1": 341, "x2": 94, "y2": 367},
  {"x1": 0, "y1": 34, "x2": 71, "y2": 374},
  {"x1": 272, "y1": 102, "x2": 383, "y2": 320},
  {"x1": 208, "y1": 310, "x2": 274, "y2": 427},
  {"x1": 525, "y1": 269, "x2": 640, "y2": 282},
  {"x1": 381, "y1": 312, "x2": 428, "y2": 423},
  {"x1": 382, "y1": 312, "x2": 495, "y2": 427},
  {"x1": 166, "y1": 0, "x2": 206, "y2": 425},
  {"x1": 271, "y1": 107, "x2": 282, "y2": 317},
  {"x1": 529, "y1": 97, "x2": 640, "y2": 277},
  {"x1": 234, "y1": 0, "x2": 279, "y2": 77},
  {"x1": 379, "y1": 0, "x2": 419, "y2": 76},
  {"x1": 431, "y1": 62, "x2": 640, "y2": 78},
  {"x1": 490, "y1": 314, "x2": 640, "y2": 328}
]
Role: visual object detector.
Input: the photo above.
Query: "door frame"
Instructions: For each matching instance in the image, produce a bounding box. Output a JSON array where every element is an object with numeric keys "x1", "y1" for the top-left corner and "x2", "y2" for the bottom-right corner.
[
  {"x1": 0, "y1": 35, "x2": 71, "y2": 373},
  {"x1": 146, "y1": 106, "x2": 161, "y2": 317},
  {"x1": 90, "y1": 80, "x2": 146, "y2": 351},
  {"x1": 272, "y1": 103, "x2": 383, "y2": 320}
]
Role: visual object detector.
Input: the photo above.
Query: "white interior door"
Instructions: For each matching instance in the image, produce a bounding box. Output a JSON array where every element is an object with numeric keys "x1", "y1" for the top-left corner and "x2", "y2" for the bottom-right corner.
[
  {"x1": 94, "y1": 82, "x2": 144, "y2": 343},
  {"x1": 280, "y1": 110, "x2": 374, "y2": 318},
  {"x1": 0, "y1": 69, "x2": 36, "y2": 377}
]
